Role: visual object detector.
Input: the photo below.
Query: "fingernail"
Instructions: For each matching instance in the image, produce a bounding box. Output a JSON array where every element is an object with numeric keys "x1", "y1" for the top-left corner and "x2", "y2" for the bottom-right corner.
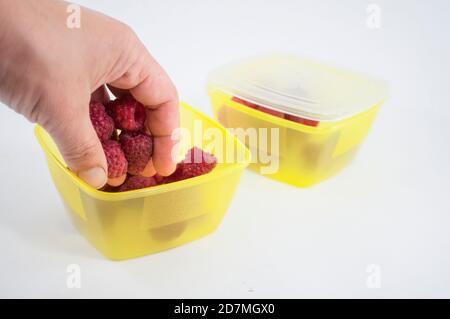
[{"x1": 78, "y1": 167, "x2": 107, "y2": 189}]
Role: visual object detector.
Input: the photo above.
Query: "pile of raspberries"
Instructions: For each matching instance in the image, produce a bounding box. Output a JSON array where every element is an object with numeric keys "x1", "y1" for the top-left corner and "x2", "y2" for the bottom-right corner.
[
  {"x1": 231, "y1": 96, "x2": 319, "y2": 127},
  {"x1": 89, "y1": 95, "x2": 217, "y2": 192}
]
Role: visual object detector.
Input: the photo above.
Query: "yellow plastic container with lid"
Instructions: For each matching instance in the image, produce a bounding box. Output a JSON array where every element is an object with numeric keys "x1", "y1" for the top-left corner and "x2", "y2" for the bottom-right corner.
[
  {"x1": 207, "y1": 54, "x2": 388, "y2": 187},
  {"x1": 35, "y1": 102, "x2": 251, "y2": 260}
]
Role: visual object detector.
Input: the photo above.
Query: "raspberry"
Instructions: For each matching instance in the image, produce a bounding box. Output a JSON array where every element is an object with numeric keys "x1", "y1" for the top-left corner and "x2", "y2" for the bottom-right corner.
[
  {"x1": 165, "y1": 147, "x2": 217, "y2": 182},
  {"x1": 102, "y1": 140, "x2": 128, "y2": 179},
  {"x1": 153, "y1": 173, "x2": 165, "y2": 184},
  {"x1": 99, "y1": 184, "x2": 118, "y2": 193},
  {"x1": 183, "y1": 147, "x2": 217, "y2": 165},
  {"x1": 118, "y1": 175, "x2": 157, "y2": 192},
  {"x1": 89, "y1": 101, "x2": 114, "y2": 141},
  {"x1": 258, "y1": 106, "x2": 285, "y2": 118},
  {"x1": 231, "y1": 96, "x2": 260, "y2": 110},
  {"x1": 119, "y1": 131, "x2": 153, "y2": 175},
  {"x1": 232, "y1": 95, "x2": 319, "y2": 126},
  {"x1": 285, "y1": 114, "x2": 319, "y2": 127},
  {"x1": 107, "y1": 95, "x2": 146, "y2": 132},
  {"x1": 231, "y1": 96, "x2": 284, "y2": 118}
]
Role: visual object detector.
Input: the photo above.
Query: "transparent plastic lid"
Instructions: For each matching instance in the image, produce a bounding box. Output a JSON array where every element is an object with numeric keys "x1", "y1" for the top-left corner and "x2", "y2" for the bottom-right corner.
[{"x1": 207, "y1": 54, "x2": 388, "y2": 121}]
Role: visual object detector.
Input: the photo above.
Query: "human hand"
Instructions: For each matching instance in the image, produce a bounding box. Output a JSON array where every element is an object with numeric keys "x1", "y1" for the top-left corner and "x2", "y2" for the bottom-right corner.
[{"x1": 0, "y1": 0, "x2": 179, "y2": 188}]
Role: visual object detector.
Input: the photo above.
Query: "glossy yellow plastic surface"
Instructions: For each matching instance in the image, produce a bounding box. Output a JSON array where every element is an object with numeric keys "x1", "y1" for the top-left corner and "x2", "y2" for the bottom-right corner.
[
  {"x1": 209, "y1": 90, "x2": 383, "y2": 187},
  {"x1": 35, "y1": 102, "x2": 250, "y2": 260}
]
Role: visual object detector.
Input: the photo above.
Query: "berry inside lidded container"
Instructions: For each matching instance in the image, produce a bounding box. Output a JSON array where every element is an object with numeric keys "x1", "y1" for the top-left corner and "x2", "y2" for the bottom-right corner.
[{"x1": 207, "y1": 54, "x2": 388, "y2": 187}]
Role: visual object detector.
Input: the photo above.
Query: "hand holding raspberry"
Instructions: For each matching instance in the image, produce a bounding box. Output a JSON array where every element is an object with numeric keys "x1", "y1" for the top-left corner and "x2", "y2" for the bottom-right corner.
[{"x1": 0, "y1": 0, "x2": 179, "y2": 189}]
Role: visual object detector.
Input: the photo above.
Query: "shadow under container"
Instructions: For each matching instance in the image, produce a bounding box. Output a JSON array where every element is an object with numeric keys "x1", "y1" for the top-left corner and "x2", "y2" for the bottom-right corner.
[
  {"x1": 35, "y1": 102, "x2": 250, "y2": 260},
  {"x1": 207, "y1": 54, "x2": 388, "y2": 187}
]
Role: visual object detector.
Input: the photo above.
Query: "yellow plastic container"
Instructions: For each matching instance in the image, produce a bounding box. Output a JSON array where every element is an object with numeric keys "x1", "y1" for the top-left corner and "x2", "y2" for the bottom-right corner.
[
  {"x1": 207, "y1": 54, "x2": 388, "y2": 187},
  {"x1": 35, "y1": 102, "x2": 250, "y2": 260}
]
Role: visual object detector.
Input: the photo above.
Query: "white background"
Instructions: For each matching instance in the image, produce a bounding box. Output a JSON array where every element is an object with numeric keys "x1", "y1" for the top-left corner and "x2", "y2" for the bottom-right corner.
[{"x1": 1, "y1": 0, "x2": 449, "y2": 298}]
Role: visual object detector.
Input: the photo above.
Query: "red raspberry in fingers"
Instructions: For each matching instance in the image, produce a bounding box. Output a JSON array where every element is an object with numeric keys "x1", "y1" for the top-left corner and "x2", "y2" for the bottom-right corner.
[
  {"x1": 107, "y1": 95, "x2": 146, "y2": 132},
  {"x1": 118, "y1": 175, "x2": 157, "y2": 192},
  {"x1": 119, "y1": 131, "x2": 153, "y2": 176},
  {"x1": 102, "y1": 140, "x2": 128, "y2": 183},
  {"x1": 165, "y1": 147, "x2": 217, "y2": 182},
  {"x1": 89, "y1": 101, "x2": 114, "y2": 141}
]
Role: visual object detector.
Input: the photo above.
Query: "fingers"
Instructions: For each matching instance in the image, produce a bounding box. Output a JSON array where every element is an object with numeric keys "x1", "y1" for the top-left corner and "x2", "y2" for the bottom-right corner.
[
  {"x1": 145, "y1": 103, "x2": 179, "y2": 176},
  {"x1": 140, "y1": 158, "x2": 156, "y2": 177},
  {"x1": 108, "y1": 48, "x2": 179, "y2": 176},
  {"x1": 46, "y1": 96, "x2": 107, "y2": 189}
]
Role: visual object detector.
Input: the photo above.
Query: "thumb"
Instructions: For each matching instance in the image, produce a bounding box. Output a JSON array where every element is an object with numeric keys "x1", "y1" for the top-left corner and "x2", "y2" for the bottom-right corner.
[{"x1": 46, "y1": 99, "x2": 108, "y2": 189}]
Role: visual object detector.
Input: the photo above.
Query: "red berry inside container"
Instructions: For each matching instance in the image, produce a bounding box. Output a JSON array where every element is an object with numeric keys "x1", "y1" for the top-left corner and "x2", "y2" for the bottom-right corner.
[
  {"x1": 118, "y1": 175, "x2": 157, "y2": 192},
  {"x1": 231, "y1": 96, "x2": 260, "y2": 110},
  {"x1": 257, "y1": 106, "x2": 285, "y2": 119},
  {"x1": 164, "y1": 147, "x2": 217, "y2": 183},
  {"x1": 232, "y1": 96, "x2": 319, "y2": 126},
  {"x1": 285, "y1": 114, "x2": 319, "y2": 127},
  {"x1": 102, "y1": 140, "x2": 128, "y2": 186},
  {"x1": 119, "y1": 131, "x2": 153, "y2": 176},
  {"x1": 107, "y1": 95, "x2": 146, "y2": 132},
  {"x1": 89, "y1": 101, "x2": 115, "y2": 141}
]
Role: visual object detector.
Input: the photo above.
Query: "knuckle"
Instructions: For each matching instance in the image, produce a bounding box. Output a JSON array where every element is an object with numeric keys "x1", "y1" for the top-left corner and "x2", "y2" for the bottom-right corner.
[
  {"x1": 119, "y1": 66, "x2": 141, "y2": 86},
  {"x1": 109, "y1": 22, "x2": 142, "y2": 82}
]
